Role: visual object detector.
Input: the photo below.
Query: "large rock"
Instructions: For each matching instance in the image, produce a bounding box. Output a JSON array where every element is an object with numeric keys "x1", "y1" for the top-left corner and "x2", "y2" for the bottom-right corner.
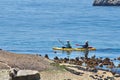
[
  {"x1": 93, "y1": 0, "x2": 120, "y2": 6},
  {"x1": 9, "y1": 68, "x2": 40, "y2": 80}
]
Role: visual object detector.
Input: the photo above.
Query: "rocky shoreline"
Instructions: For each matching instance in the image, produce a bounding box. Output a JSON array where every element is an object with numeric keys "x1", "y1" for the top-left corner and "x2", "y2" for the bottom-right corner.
[{"x1": 0, "y1": 50, "x2": 120, "y2": 80}]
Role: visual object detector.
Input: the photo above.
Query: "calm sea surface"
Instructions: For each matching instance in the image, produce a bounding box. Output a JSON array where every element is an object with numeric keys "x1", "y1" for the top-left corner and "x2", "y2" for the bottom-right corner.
[{"x1": 0, "y1": 0, "x2": 120, "y2": 67}]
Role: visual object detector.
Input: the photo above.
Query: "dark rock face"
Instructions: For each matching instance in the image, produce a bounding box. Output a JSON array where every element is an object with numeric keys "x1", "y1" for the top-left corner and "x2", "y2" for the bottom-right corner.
[{"x1": 93, "y1": 0, "x2": 120, "y2": 6}]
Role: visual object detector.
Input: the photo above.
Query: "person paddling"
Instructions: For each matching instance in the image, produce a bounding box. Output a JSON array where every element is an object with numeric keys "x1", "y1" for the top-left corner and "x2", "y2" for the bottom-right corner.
[
  {"x1": 62, "y1": 40, "x2": 72, "y2": 48},
  {"x1": 82, "y1": 41, "x2": 89, "y2": 48}
]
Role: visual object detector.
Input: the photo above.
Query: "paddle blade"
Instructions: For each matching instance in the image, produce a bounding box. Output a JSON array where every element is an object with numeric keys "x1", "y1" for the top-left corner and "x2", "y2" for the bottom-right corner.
[{"x1": 75, "y1": 44, "x2": 81, "y2": 46}]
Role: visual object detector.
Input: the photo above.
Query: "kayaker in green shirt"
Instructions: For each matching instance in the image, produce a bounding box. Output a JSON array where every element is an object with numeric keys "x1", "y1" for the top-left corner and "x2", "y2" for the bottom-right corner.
[
  {"x1": 66, "y1": 40, "x2": 72, "y2": 48},
  {"x1": 62, "y1": 40, "x2": 72, "y2": 48}
]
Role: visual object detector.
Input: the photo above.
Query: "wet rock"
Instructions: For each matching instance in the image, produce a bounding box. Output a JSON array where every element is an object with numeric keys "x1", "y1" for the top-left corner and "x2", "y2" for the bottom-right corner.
[
  {"x1": 44, "y1": 54, "x2": 49, "y2": 59},
  {"x1": 118, "y1": 57, "x2": 120, "y2": 60},
  {"x1": 118, "y1": 64, "x2": 120, "y2": 67},
  {"x1": 64, "y1": 57, "x2": 69, "y2": 62},
  {"x1": 103, "y1": 58, "x2": 111, "y2": 65},
  {"x1": 98, "y1": 63, "x2": 103, "y2": 67},
  {"x1": 54, "y1": 56, "x2": 59, "y2": 60},
  {"x1": 114, "y1": 74, "x2": 120, "y2": 77},
  {"x1": 75, "y1": 57, "x2": 79, "y2": 61},
  {"x1": 107, "y1": 76, "x2": 115, "y2": 80},
  {"x1": 93, "y1": 0, "x2": 120, "y2": 6}
]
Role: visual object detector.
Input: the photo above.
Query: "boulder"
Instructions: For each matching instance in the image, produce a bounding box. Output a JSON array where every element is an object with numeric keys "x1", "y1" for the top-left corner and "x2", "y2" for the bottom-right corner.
[
  {"x1": 93, "y1": 0, "x2": 120, "y2": 6},
  {"x1": 9, "y1": 68, "x2": 40, "y2": 80},
  {"x1": 114, "y1": 73, "x2": 120, "y2": 77}
]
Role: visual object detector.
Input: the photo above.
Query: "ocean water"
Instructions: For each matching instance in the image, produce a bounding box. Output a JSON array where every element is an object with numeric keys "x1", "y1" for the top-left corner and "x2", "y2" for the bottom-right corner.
[{"x1": 0, "y1": 0, "x2": 120, "y2": 66}]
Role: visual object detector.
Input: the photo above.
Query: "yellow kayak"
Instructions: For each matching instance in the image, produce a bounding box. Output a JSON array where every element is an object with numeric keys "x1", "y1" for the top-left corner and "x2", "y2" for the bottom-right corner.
[{"x1": 53, "y1": 47, "x2": 96, "y2": 51}]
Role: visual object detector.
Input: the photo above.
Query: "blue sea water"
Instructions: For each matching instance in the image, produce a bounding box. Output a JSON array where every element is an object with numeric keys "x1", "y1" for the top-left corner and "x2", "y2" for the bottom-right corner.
[{"x1": 0, "y1": 0, "x2": 120, "y2": 67}]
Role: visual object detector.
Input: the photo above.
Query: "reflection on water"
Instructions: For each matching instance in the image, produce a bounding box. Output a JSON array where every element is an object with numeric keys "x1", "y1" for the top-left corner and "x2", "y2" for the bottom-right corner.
[
  {"x1": 62, "y1": 50, "x2": 72, "y2": 59},
  {"x1": 83, "y1": 48, "x2": 89, "y2": 59},
  {"x1": 61, "y1": 48, "x2": 90, "y2": 60},
  {"x1": 62, "y1": 50, "x2": 72, "y2": 55}
]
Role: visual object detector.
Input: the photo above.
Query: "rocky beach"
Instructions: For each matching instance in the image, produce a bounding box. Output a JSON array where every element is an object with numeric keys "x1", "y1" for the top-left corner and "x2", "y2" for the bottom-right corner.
[{"x1": 0, "y1": 49, "x2": 120, "y2": 80}]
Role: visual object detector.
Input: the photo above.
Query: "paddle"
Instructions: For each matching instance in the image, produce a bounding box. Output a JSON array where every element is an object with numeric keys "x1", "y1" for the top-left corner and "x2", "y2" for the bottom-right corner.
[
  {"x1": 75, "y1": 44, "x2": 83, "y2": 46},
  {"x1": 75, "y1": 44, "x2": 93, "y2": 48},
  {"x1": 57, "y1": 39, "x2": 65, "y2": 46}
]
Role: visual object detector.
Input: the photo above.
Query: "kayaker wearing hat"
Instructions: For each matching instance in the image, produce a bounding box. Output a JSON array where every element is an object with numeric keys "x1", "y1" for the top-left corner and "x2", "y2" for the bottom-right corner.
[
  {"x1": 62, "y1": 40, "x2": 72, "y2": 48},
  {"x1": 66, "y1": 40, "x2": 72, "y2": 48},
  {"x1": 82, "y1": 41, "x2": 89, "y2": 48}
]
